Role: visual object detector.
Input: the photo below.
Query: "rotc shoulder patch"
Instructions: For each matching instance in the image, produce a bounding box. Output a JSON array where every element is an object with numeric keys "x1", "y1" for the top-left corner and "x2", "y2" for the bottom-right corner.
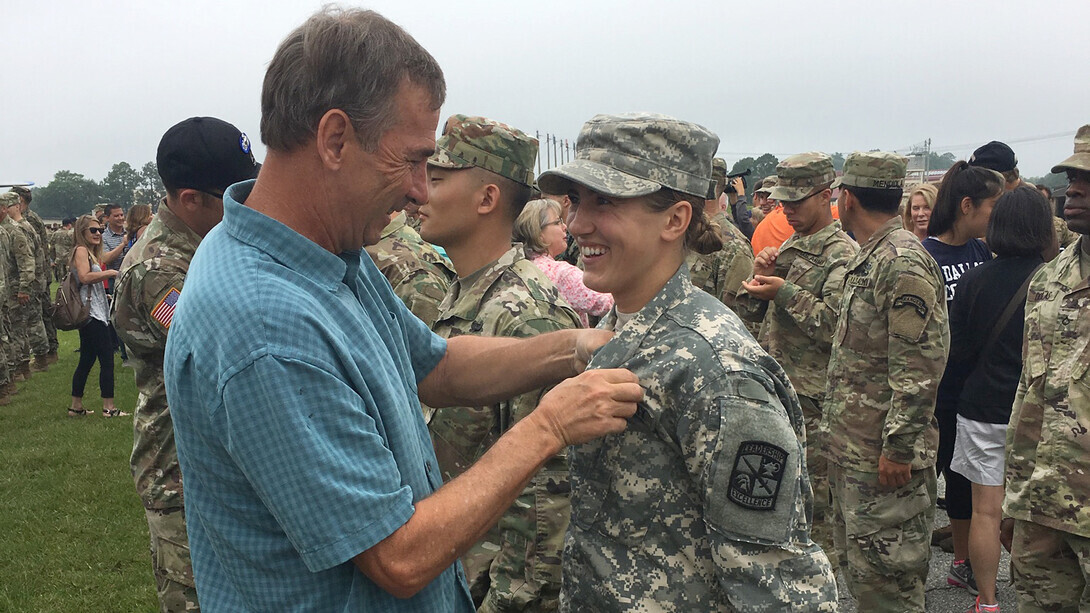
[
  {"x1": 889, "y1": 274, "x2": 936, "y2": 342},
  {"x1": 728, "y1": 440, "x2": 787, "y2": 511},
  {"x1": 150, "y1": 287, "x2": 181, "y2": 329}
]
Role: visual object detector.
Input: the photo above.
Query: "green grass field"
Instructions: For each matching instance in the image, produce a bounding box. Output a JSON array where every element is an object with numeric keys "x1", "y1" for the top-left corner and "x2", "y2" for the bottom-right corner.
[{"x1": 0, "y1": 323, "x2": 156, "y2": 612}]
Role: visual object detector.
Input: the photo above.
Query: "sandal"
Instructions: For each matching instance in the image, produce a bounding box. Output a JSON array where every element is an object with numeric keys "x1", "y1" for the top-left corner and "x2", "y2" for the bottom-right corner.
[
  {"x1": 67, "y1": 408, "x2": 88, "y2": 418},
  {"x1": 102, "y1": 409, "x2": 131, "y2": 418}
]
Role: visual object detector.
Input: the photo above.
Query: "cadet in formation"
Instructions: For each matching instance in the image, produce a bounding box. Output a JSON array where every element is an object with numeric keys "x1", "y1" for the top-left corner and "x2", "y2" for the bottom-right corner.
[
  {"x1": 51, "y1": 218, "x2": 75, "y2": 282},
  {"x1": 819, "y1": 151, "x2": 949, "y2": 611},
  {"x1": 365, "y1": 210, "x2": 454, "y2": 328},
  {"x1": 420, "y1": 114, "x2": 581, "y2": 611},
  {"x1": 0, "y1": 193, "x2": 16, "y2": 404},
  {"x1": 1004, "y1": 124, "x2": 1090, "y2": 613},
  {"x1": 539, "y1": 112, "x2": 836, "y2": 612},
  {"x1": 1, "y1": 191, "x2": 38, "y2": 383},
  {"x1": 736, "y1": 152, "x2": 858, "y2": 568},
  {"x1": 12, "y1": 186, "x2": 59, "y2": 366},
  {"x1": 112, "y1": 116, "x2": 259, "y2": 613}
]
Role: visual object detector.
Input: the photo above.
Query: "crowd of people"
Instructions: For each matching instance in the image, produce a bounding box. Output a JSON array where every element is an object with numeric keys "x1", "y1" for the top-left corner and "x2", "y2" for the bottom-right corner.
[{"x1": 10, "y1": 6, "x2": 1090, "y2": 613}]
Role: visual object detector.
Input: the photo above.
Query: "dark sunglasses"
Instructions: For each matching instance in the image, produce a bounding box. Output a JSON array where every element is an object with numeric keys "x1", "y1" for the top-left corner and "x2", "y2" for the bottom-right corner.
[{"x1": 87, "y1": 227, "x2": 104, "y2": 235}]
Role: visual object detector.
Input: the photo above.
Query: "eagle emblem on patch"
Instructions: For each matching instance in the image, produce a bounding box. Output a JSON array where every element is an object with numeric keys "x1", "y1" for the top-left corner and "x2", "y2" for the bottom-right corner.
[{"x1": 728, "y1": 441, "x2": 788, "y2": 511}]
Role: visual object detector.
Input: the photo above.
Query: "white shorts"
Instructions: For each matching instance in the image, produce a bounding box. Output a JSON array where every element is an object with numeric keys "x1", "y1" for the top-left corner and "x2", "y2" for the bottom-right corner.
[{"x1": 950, "y1": 415, "x2": 1007, "y2": 487}]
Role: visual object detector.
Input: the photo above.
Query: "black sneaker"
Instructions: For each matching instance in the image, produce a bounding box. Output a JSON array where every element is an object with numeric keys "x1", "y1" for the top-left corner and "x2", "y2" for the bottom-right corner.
[{"x1": 948, "y1": 560, "x2": 978, "y2": 596}]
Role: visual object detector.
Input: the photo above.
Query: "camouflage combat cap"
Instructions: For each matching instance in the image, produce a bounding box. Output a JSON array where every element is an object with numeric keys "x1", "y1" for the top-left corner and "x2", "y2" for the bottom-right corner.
[
  {"x1": 768, "y1": 153, "x2": 836, "y2": 202},
  {"x1": 428, "y1": 114, "x2": 538, "y2": 187},
  {"x1": 831, "y1": 151, "x2": 908, "y2": 190},
  {"x1": 1051, "y1": 124, "x2": 1090, "y2": 174},
  {"x1": 0, "y1": 191, "x2": 19, "y2": 207},
  {"x1": 755, "y1": 175, "x2": 778, "y2": 194},
  {"x1": 537, "y1": 113, "x2": 719, "y2": 200}
]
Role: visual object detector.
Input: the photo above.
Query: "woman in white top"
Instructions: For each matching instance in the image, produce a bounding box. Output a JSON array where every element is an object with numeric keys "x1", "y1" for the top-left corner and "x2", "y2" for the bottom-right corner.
[
  {"x1": 68, "y1": 215, "x2": 128, "y2": 418},
  {"x1": 513, "y1": 198, "x2": 613, "y2": 327}
]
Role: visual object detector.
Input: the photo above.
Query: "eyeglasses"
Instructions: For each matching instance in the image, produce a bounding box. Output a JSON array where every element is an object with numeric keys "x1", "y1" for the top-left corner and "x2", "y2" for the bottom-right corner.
[
  {"x1": 541, "y1": 218, "x2": 565, "y2": 229},
  {"x1": 87, "y1": 227, "x2": 104, "y2": 235}
]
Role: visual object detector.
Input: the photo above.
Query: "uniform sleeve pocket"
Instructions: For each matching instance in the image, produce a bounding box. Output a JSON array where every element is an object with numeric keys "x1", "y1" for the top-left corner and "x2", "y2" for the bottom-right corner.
[{"x1": 705, "y1": 385, "x2": 803, "y2": 546}]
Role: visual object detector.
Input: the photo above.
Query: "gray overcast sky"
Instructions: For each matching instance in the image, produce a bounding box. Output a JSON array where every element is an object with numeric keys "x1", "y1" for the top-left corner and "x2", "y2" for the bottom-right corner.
[{"x1": 3, "y1": 0, "x2": 1088, "y2": 186}]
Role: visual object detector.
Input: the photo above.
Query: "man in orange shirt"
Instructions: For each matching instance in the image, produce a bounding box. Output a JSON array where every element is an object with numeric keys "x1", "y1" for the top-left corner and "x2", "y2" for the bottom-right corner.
[{"x1": 752, "y1": 172, "x2": 839, "y2": 255}]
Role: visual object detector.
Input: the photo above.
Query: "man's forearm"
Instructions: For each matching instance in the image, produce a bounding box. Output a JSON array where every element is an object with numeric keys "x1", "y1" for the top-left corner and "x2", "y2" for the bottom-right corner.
[
  {"x1": 419, "y1": 330, "x2": 579, "y2": 408},
  {"x1": 354, "y1": 413, "x2": 562, "y2": 597}
]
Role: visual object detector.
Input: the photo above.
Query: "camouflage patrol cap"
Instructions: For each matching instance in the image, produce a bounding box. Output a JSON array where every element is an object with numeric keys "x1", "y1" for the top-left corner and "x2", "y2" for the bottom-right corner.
[
  {"x1": 0, "y1": 191, "x2": 19, "y2": 207},
  {"x1": 537, "y1": 113, "x2": 719, "y2": 200},
  {"x1": 768, "y1": 153, "x2": 836, "y2": 202},
  {"x1": 1051, "y1": 125, "x2": 1090, "y2": 174},
  {"x1": 712, "y1": 157, "x2": 728, "y2": 181},
  {"x1": 429, "y1": 114, "x2": 538, "y2": 187},
  {"x1": 831, "y1": 151, "x2": 908, "y2": 191},
  {"x1": 755, "y1": 175, "x2": 778, "y2": 194}
]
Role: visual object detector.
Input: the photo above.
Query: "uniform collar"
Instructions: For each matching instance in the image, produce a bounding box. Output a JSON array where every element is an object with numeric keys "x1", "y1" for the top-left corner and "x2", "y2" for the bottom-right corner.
[
  {"x1": 1052, "y1": 235, "x2": 1090, "y2": 295},
  {"x1": 222, "y1": 179, "x2": 353, "y2": 293},
  {"x1": 596, "y1": 264, "x2": 692, "y2": 367},
  {"x1": 380, "y1": 211, "x2": 408, "y2": 240},
  {"x1": 856, "y1": 216, "x2": 902, "y2": 257},
  {"x1": 781, "y1": 219, "x2": 845, "y2": 256},
  {"x1": 438, "y1": 245, "x2": 525, "y2": 321},
  {"x1": 154, "y1": 199, "x2": 203, "y2": 250}
]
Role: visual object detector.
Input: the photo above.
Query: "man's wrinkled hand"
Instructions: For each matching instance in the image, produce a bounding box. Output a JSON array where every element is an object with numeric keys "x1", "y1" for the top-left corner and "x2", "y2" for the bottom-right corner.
[
  {"x1": 533, "y1": 368, "x2": 641, "y2": 448},
  {"x1": 878, "y1": 455, "x2": 912, "y2": 488},
  {"x1": 573, "y1": 329, "x2": 613, "y2": 372},
  {"x1": 741, "y1": 275, "x2": 785, "y2": 300}
]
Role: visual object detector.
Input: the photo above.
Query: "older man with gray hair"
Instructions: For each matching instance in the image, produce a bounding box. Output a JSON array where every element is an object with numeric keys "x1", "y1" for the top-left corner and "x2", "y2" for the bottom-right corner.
[{"x1": 163, "y1": 8, "x2": 641, "y2": 612}]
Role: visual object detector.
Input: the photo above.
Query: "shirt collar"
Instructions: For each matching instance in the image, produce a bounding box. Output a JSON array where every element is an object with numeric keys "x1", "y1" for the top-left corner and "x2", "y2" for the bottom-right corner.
[
  {"x1": 439, "y1": 245, "x2": 525, "y2": 320},
  {"x1": 155, "y1": 199, "x2": 202, "y2": 249},
  {"x1": 781, "y1": 219, "x2": 845, "y2": 256},
  {"x1": 595, "y1": 264, "x2": 692, "y2": 367},
  {"x1": 222, "y1": 180, "x2": 353, "y2": 292}
]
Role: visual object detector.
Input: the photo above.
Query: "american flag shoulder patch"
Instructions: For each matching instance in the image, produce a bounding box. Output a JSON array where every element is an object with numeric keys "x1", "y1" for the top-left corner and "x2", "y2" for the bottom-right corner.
[{"x1": 150, "y1": 287, "x2": 181, "y2": 329}]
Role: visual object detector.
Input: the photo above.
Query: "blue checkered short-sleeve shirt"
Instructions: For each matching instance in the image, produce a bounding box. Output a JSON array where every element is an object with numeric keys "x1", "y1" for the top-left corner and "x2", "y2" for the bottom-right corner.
[{"x1": 165, "y1": 181, "x2": 474, "y2": 611}]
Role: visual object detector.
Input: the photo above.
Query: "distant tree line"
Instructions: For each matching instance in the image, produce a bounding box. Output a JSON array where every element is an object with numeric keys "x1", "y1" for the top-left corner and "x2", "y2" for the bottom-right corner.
[{"x1": 29, "y1": 161, "x2": 165, "y2": 220}]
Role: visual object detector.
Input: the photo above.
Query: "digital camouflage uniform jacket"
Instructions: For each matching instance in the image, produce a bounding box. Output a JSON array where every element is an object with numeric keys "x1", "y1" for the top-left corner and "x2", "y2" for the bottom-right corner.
[
  {"x1": 112, "y1": 202, "x2": 199, "y2": 510},
  {"x1": 562, "y1": 266, "x2": 836, "y2": 613},
  {"x1": 1005, "y1": 236, "x2": 1090, "y2": 537},
  {"x1": 427, "y1": 245, "x2": 581, "y2": 611},
  {"x1": 687, "y1": 211, "x2": 755, "y2": 314},
  {"x1": 820, "y1": 217, "x2": 948, "y2": 472},
  {"x1": 734, "y1": 220, "x2": 857, "y2": 403},
  {"x1": 2, "y1": 218, "x2": 36, "y2": 300},
  {"x1": 365, "y1": 212, "x2": 455, "y2": 327}
]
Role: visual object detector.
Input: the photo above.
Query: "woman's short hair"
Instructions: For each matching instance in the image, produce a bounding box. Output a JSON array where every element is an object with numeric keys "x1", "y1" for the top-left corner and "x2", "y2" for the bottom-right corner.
[
  {"x1": 901, "y1": 183, "x2": 938, "y2": 230},
  {"x1": 986, "y1": 185, "x2": 1055, "y2": 258},
  {"x1": 125, "y1": 204, "x2": 152, "y2": 235},
  {"x1": 260, "y1": 7, "x2": 446, "y2": 152},
  {"x1": 513, "y1": 198, "x2": 561, "y2": 255},
  {"x1": 929, "y1": 161, "x2": 1004, "y2": 236}
]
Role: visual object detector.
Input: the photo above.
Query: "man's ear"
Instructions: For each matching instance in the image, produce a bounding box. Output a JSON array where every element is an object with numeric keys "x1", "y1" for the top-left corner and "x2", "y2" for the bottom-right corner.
[
  {"x1": 315, "y1": 109, "x2": 353, "y2": 170},
  {"x1": 660, "y1": 199, "x2": 692, "y2": 242},
  {"x1": 476, "y1": 183, "x2": 502, "y2": 216},
  {"x1": 176, "y1": 188, "x2": 205, "y2": 213}
]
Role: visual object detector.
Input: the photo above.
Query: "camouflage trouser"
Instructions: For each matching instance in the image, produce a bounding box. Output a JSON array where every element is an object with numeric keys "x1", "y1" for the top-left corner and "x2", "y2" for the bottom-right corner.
[
  {"x1": 25, "y1": 293, "x2": 49, "y2": 357},
  {"x1": 5, "y1": 302, "x2": 29, "y2": 368},
  {"x1": 467, "y1": 469, "x2": 567, "y2": 612},
  {"x1": 39, "y1": 286, "x2": 57, "y2": 353},
  {"x1": 800, "y1": 395, "x2": 836, "y2": 571},
  {"x1": 1011, "y1": 519, "x2": 1090, "y2": 612},
  {"x1": 145, "y1": 507, "x2": 200, "y2": 613},
  {"x1": 0, "y1": 308, "x2": 10, "y2": 386},
  {"x1": 829, "y1": 463, "x2": 936, "y2": 612}
]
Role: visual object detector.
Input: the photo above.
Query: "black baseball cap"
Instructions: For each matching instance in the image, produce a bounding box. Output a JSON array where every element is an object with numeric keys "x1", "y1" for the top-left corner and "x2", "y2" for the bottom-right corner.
[
  {"x1": 968, "y1": 141, "x2": 1017, "y2": 173},
  {"x1": 156, "y1": 117, "x2": 259, "y2": 195}
]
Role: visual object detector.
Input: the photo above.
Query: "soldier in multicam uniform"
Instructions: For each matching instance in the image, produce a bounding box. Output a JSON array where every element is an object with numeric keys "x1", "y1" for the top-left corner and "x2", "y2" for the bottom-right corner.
[
  {"x1": 112, "y1": 117, "x2": 259, "y2": 613},
  {"x1": 419, "y1": 115, "x2": 581, "y2": 611},
  {"x1": 734, "y1": 152, "x2": 858, "y2": 569},
  {"x1": 1003, "y1": 125, "x2": 1090, "y2": 613},
  {"x1": 2, "y1": 192, "x2": 39, "y2": 382},
  {"x1": 687, "y1": 158, "x2": 755, "y2": 315},
  {"x1": 365, "y1": 210, "x2": 455, "y2": 327},
  {"x1": 538, "y1": 113, "x2": 836, "y2": 612},
  {"x1": 819, "y1": 151, "x2": 948, "y2": 611},
  {"x1": 52, "y1": 218, "x2": 75, "y2": 282},
  {"x1": 0, "y1": 195, "x2": 15, "y2": 404},
  {"x1": 12, "y1": 186, "x2": 59, "y2": 365}
]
